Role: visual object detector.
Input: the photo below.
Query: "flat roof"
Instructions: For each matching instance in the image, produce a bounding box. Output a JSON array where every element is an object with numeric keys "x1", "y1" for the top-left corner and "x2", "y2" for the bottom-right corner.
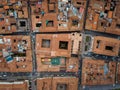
[
  {"x1": 0, "y1": 80, "x2": 29, "y2": 90},
  {"x1": 82, "y1": 58, "x2": 116, "y2": 85},
  {"x1": 0, "y1": 35, "x2": 32, "y2": 72},
  {"x1": 92, "y1": 36, "x2": 120, "y2": 56},
  {"x1": 37, "y1": 77, "x2": 78, "y2": 90}
]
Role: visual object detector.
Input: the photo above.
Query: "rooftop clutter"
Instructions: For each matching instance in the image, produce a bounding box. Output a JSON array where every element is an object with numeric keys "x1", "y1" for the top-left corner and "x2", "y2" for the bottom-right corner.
[
  {"x1": 0, "y1": 36, "x2": 32, "y2": 72},
  {"x1": 31, "y1": 0, "x2": 86, "y2": 32}
]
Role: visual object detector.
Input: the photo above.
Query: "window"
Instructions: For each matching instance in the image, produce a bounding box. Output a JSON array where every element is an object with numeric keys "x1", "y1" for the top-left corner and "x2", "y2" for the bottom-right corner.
[
  {"x1": 78, "y1": 41, "x2": 81, "y2": 51},
  {"x1": 59, "y1": 41, "x2": 68, "y2": 50},
  {"x1": 36, "y1": 16, "x2": 39, "y2": 18},
  {"x1": 36, "y1": 23, "x2": 42, "y2": 27},
  {"x1": 46, "y1": 20, "x2": 54, "y2": 27},
  {"x1": 11, "y1": 23, "x2": 16, "y2": 26},
  {"x1": 77, "y1": 2, "x2": 81, "y2": 4},
  {"x1": 22, "y1": 40, "x2": 27, "y2": 44},
  {"x1": 20, "y1": 21, "x2": 26, "y2": 27},
  {"x1": 101, "y1": 22, "x2": 104, "y2": 26},
  {"x1": 14, "y1": 39, "x2": 16, "y2": 43},
  {"x1": 57, "y1": 84, "x2": 67, "y2": 90},
  {"x1": 108, "y1": 23, "x2": 111, "y2": 27},
  {"x1": 101, "y1": 22, "x2": 106, "y2": 27},
  {"x1": 41, "y1": 39, "x2": 51, "y2": 48},
  {"x1": 77, "y1": 1, "x2": 84, "y2": 5},
  {"x1": 96, "y1": 40, "x2": 101, "y2": 48},
  {"x1": 2, "y1": 27, "x2": 5, "y2": 29},
  {"x1": 0, "y1": 18, "x2": 4, "y2": 21},
  {"x1": 13, "y1": 52, "x2": 26, "y2": 57},
  {"x1": 72, "y1": 20, "x2": 79, "y2": 26},
  {"x1": 71, "y1": 40, "x2": 74, "y2": 53},
  {"x1": 116, "y1": 24, "x2": 120, "y2": 28},
  {"x1": 104, "y1": 10, "x2": 108, "y2": 13},
  {"x1": 85, "y1": 45, "x2": 88, "y2": 51},
  {"x1": 119, "y1": 50, "x2": 120, "y2": 56},
  {"x1": 105, "y1": 46, "x2": 113, "y2": 51}
]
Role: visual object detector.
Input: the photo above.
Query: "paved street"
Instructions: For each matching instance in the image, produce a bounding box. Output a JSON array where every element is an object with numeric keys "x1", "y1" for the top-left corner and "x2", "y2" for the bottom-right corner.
[{"x1": 0, "y1": 0, "x2": 120, "y2": 90}]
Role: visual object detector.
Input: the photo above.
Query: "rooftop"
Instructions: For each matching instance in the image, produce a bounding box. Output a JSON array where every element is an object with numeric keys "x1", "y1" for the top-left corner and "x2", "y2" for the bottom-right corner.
[
  {"x1": 83, "y1": 35, "x2": 120, "y2": 56},
  {"x1": 0, "y1": 35, "x2": 32, "y2": 72},
  {"x1": 37, "y1": 77, "x2": 78, "y2": 90},
  {"x1": 31, "y1": 0, "x2": 87, "y2": 32},
  {"x1": 0, "y1": 0, "x2": 29, "y2": 33},
  {"x1": 36, "y1": 33, "x2": 81, "y2": 72},
  {"x1": 85, "y1": 0, "x2": 120, "y2": 35},
  {"x1": 82, "y1": 58, "x2": 116, "y2": 85},
  {"x1": 0, "y1": 80, "x2": 29, "y2": 90}
]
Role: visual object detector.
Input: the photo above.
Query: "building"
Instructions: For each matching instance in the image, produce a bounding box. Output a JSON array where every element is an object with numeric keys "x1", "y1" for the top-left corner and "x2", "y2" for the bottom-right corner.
[
  {"x1": 0, "y1": 80, "x2": 29, "y2": 90},
  {"x1": 71, "y1": 32, "x2": 82, "y2": 55},
  {"x1": 36, "y1": 33, "x2": 82, "y2": 72},
  {"x1": 83, "y1": 35, "x2": 120, "y2": 56},
  {"x1": 82, "y1": 58, "x2": 116, "y2": 85},
  {"x1": 85, "y1": 0, "x2": 120, "y2": 35},
  {"x1": 31, "y1": 0, "x2": 86, "y2": 32},
  {"x1": 36, "y1": 34, "x2": 71, "y2": 57},
  {"x1": 0, "y1": 35, "x2": 32, "y2": 72},
  {"x1": 37, "y1": 77, "x2": 78, "y2": 90},
  {"x1": 0, "y1": 0, "x2": 29, "y2": 34}
]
